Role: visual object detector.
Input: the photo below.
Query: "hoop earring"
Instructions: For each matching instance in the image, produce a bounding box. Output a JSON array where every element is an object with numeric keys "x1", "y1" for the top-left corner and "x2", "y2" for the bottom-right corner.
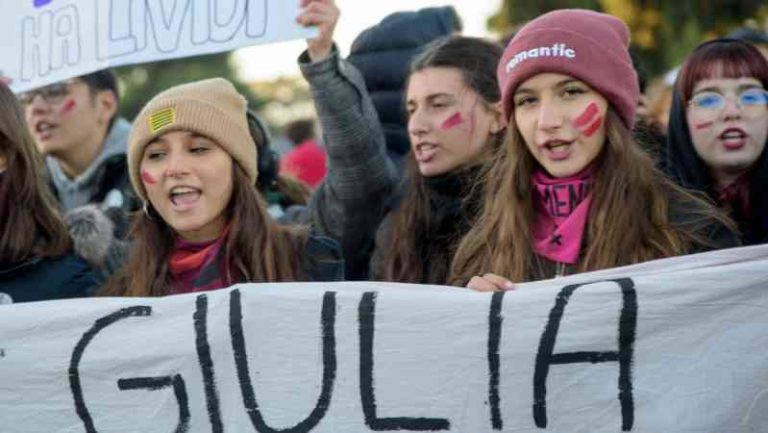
[{"x1": 142, "y1": 201, "x2": 154, "y2": 220}]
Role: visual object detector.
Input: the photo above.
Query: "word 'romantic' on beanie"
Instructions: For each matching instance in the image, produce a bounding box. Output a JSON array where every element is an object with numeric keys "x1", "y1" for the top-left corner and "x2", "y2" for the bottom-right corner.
[
  {"x1": 128, "y1": 78, "x2": 257, "y2": 202},
  {"x1": 498, "y1": 9, "x2": 640, "y2": 128}
]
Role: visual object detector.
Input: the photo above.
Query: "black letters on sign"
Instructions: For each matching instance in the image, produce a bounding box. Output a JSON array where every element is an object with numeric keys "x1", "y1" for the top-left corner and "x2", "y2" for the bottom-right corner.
[
  {"x1": 194, "y1": 294, "x2": 223, "y2": 433},
  {"x1": 117, "y1": 375, "x2": 190, "y2": 433},
  {"x1": 533, "y1": 278, "x2": 637, "y2": 431},
  {"x1": 358, "y1": 292, "x2": 450, "y2": 431},
  {"x1": 69, "y1": 306, "x2": 152, "y2": 433},
  {"x1": 229, "y1": 289, "x2": 338, "y2": 433},
  {"x1": 488, "y1": 291, "x2": 505, "y2": 430}
]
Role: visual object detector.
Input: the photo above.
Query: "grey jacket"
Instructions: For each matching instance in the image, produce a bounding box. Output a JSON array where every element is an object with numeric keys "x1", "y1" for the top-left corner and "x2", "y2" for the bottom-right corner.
[
  {"x1": 296, "y1": 49, "x2": 398, "y2": 280},
  {"x1": 47, "y1": 118, "x2": 134, "y2": 212}
]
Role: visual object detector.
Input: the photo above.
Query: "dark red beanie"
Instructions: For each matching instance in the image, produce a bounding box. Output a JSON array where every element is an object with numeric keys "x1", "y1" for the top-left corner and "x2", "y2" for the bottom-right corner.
[{"x1": 497, "y1": 9, "x2": 640, "y2": 128}]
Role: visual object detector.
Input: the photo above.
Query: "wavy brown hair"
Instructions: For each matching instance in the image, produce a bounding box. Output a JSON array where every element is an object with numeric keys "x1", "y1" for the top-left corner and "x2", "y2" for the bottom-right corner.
[
  {"x1": 450, "y1": 108, "x2": 734, "y2": 284},
  {"x1": 0, "y1": 82, "x2": 70, "y2": 263},
  {"x1": 375, "y1": 36, "x2": 504, "y2": 284},
  {"x1": 102, "y1": 164, "x2": 308, "y2": 296}
]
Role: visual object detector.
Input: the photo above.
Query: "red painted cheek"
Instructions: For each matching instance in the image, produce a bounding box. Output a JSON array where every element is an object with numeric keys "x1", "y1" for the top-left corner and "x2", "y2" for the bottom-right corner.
[
  {"x1": 141, "y1": 170, "x2": 157, "y2": 185},
  {"x1": 59, "y1": 99, "x2": 76, "y2": 116},
  {"x1": 694, "y1": 121, "x2": 714, "y2": 130},
  {"x1": 441, "y1": 112, "x2": 464, "y2": 130},
  {"x1": 572, "y1": 102, "x2": 599, "y2": 128},
  {"x1": 582, "y1": 117, "x2": 604, "y2": 138}
]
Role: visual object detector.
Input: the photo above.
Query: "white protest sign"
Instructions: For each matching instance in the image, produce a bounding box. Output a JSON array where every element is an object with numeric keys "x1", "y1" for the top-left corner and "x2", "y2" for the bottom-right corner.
[
  {"x1": 1, "y1": 245, "x2": 767, "y2": 432},
  {"x1": 0, "y1": 0, "x2": 315, "y2": 93}
]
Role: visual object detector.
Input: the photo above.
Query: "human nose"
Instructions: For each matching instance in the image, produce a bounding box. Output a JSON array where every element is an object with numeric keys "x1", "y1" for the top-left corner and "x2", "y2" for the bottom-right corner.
[
  {"x1": 408, "y1": 109, "x2": 431, "y2": 138},
  {"x1": 536, "y1": 97, "x2": 563, "y2": 131},
  {"x1": 26, "y1": 93, "x2": 51, "y2": 114},
  {"x1": 165, "y1": 150, "x2": 191, "y2": 178},
  {"x1": 721, "y1": 94, "x2": 742, "y2": 120}
]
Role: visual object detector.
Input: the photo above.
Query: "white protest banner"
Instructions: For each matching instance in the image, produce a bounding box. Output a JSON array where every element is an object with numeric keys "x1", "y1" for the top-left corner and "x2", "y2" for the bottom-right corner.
[
  {"x1": 0, "y1": 0, "x2": 315, "y2": 93},
  {"x1": 1, "y1": 245, "x2": 767, "y2": 432}
]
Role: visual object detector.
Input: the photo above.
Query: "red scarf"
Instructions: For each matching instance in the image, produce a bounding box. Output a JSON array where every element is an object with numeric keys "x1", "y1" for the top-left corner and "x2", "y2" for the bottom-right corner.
[
  {"x1": 169, "y1": 226, "x2": 234, "y2": 294},
  {"x1": 531, "y1": 169, "x2": 593, "y2": 264}
]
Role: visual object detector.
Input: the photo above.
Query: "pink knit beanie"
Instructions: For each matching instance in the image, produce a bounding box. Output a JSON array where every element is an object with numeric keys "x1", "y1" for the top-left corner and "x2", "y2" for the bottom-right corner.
[{"x1": 498, "y1": 9, "x2": 639, "y2": 128}]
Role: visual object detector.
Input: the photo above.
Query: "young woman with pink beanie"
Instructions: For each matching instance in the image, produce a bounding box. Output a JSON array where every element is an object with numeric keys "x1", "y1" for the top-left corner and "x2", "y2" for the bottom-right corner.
[{"x1": 449, "y1": 9, "x2": 738, "y2": 290}]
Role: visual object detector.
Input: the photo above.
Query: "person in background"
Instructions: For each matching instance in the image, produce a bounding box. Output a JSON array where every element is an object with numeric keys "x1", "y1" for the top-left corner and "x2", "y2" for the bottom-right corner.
[
  {"x1": 280, "y1": 118, "x2": 327, "y2": 188},
  {"x1": 0, "y1": 81, "x2": 97, "y2": 304},
  {"x1": 294, "y1": 0, "x2": 398, "y2": 280},
  {"x1": 18, "y1": 70, "x2": 137, "y2": 234},
  {"x1": 727, "y1": 27, "x2": 768, "y2": 60},
  {"x1": 347, "y1": 6, "x2": 463, "y2": 172},
  {"x1": 371, "y1": 36, "x2": 506, "y2": 284},
  {"x1": 666, "y1": 38, "x2": 768, "y2": 245},
  {"x1": 102, "y1": 78, "x2": 343, "y2": 296},
  {"x1": 451, "y1": 10, "x2": 738, "y2": 291}
]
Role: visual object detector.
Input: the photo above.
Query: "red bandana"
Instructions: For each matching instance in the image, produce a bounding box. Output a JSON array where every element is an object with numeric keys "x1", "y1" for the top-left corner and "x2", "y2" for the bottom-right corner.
[
  {"x1": 169, "y1": 226, "x2": 233, "y2": 294},
  {"x1": 716, "y1": 174, "x2": 751, "y2": 218}
]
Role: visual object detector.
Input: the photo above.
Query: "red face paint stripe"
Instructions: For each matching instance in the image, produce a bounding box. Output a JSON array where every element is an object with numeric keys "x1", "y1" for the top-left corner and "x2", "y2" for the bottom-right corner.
[
  {"x1": 583, "y1": 116, "x2": 603, "y2": 138},
  {"x1": 573, "y1": 102, "x2": 599, "y2": 128},
  {"x1": 441, "y1": 112, "x2": 464, "y2": 130},
  {"x1": 695, "y1": 121, "x2": 714, "y2": 130},
  {"x1": 141, "y1": 170, "x2": 157, "y2": 185},
  {"x1": 60, "y1": 99, "x2": 76, "y2": 114}
]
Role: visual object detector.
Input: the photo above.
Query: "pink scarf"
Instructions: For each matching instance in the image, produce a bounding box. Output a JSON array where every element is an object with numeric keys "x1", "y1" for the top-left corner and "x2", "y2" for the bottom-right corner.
[{"x1": 531, "y1": 169, "x2": 593, "y2": 264}]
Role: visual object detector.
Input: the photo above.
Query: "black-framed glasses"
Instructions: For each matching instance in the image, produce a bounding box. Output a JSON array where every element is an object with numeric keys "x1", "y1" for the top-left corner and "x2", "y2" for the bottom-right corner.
[{"x1": 17, "y1": 80, "x2": 79, "y2": 107}]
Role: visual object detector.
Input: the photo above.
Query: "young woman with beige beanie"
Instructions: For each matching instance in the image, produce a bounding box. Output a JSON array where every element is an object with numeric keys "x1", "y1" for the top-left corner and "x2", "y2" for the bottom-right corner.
[{"x1": 102, "y1": 78, "x2": 343, "y2": 296}]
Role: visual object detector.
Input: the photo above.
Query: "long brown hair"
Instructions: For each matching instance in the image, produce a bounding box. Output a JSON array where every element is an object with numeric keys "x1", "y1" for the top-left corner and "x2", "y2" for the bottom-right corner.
[
  {"x1": 375, "y1": 36, "x2": 504, "y2": 284},
  {"x1": 451, "y1": 108, "x2": 733, "y2": 284},
  {"x1": 103, "y1": 164, "x2": 308, "y2": 296},
  {"x1": 0, "y1": 83, "x2": 70, "y2": 263}
]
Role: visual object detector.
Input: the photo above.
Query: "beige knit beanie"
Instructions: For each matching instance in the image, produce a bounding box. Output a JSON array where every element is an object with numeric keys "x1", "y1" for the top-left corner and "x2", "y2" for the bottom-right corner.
[{"x1": 127, "y1": 78, "x2": 257, "y2": 202}]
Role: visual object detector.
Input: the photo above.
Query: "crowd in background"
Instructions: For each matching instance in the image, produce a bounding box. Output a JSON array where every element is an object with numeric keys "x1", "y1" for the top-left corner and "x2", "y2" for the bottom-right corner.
[{"x1": 0, "y1": 0, "x2": 766, "y2": 303}]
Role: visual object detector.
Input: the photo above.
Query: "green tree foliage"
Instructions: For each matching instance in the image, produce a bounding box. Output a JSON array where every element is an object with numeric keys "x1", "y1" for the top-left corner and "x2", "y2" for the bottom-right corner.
[
  {"x1": 489, "y1": 0, "x2": 767, "y2": 76},
  {"x1": 115, "y1": 52, "x2": 265, "y2": 121}
]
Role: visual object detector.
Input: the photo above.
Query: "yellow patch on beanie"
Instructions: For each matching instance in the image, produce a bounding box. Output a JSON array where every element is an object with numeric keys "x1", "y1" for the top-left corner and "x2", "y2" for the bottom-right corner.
[{"x1": 148, "y1": 107, "x2": 176, "y2": 133}]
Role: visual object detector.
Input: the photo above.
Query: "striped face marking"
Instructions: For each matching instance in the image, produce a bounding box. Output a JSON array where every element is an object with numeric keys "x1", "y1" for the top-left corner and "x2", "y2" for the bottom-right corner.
[
  {"x1": 694, "y1": 121, "x2": 714, "y2": 130},
  {"x1": 441, "y1": 112, "x2": 464, "y2": 130},
  {"x1": 572, "y1": 102, "x2": 603, "y2": 138},
  {"x1": 60, "y1": 99, "x2": 76, "y2": 115},
  {"x1": 141, "y1": 170, "x2": 157, "y2": 185}
]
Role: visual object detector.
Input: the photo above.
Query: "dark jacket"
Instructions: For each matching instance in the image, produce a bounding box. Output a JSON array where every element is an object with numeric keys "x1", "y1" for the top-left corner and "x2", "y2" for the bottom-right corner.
[
  {"x1": 347, "y1": 6, "x2": 461, "y2": 170},
  {"x1": 300, "y1": 234, "x2": 345, "y2": 282},
  {"x1": 665, "y1": 90, "x2": 768, "y2": 245},
  {"x1": 0, "y1": 254, "x2": 97, "y2": 305},
  {"x1": 370, "y1": 166, "x2": 482, "y2": 284},
  {"x1": 297, "y1": 49, "x2": 398, "y2": 280}
]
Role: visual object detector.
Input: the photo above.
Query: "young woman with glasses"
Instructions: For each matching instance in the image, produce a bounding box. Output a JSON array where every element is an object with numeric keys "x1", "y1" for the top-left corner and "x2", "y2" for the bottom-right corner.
[{"x1": 666, "y1": 38, "x2": 768, "y2": 245}]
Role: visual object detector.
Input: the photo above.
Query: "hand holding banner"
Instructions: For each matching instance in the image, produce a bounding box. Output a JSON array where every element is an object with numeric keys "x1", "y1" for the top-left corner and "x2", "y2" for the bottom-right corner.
[{"x1": 0, "y1": 0, "x2": 317, "y2": 93}]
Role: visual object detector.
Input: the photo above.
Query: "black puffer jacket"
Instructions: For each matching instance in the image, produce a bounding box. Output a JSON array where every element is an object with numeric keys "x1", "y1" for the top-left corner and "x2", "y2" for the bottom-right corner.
[
  {"x1": 0, "y1": 254, "x2": 97, "y2": 305},
  {"x1": 347, "y1": 6, "x2": 461, "y2": 171},
  {"x1": 665, "y1": 90, "x2": 768, "y2": 245}
]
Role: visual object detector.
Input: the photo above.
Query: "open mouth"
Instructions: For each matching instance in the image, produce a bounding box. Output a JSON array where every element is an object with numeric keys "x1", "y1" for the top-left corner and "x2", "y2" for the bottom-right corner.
[
  {"x1": 169, "y1": 186, "x2": 202, "y2": 208},
  {"x1": 415, "y1": 142, "x2": 439, "y2": 162},
  {"x1": 540, "y1": 140, "x2": 574, "y2": 160},
  {"x1": 719, "y1": 128, "x2": 747, "y2": 150},
  {"x1": 34, "y1": 121, "x2": 57, "y2": 139}
]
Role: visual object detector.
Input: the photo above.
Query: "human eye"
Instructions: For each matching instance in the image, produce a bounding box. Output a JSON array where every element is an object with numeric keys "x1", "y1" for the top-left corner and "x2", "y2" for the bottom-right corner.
[
  {"x1": 514, "y1": 95, "x2": 536, "y2": 107},
  {"x1": 739, "y1": 89, "x2": 767, "y2": 107},
  {"x1": 144, "y1": 149, "x2": 166, "y2": 160},
  {"x1": 691, "y1": 92, "x2": 722, "y2": 109},
  {"x1": 562, "y1": 85, "x2": 587, "y2": 99}
]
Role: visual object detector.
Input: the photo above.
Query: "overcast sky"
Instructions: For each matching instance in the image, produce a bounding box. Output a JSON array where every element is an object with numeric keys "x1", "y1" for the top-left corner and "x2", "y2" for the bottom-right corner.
[{"x1": 234, "y1": 0, "x2": 500, "y2": 81}]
